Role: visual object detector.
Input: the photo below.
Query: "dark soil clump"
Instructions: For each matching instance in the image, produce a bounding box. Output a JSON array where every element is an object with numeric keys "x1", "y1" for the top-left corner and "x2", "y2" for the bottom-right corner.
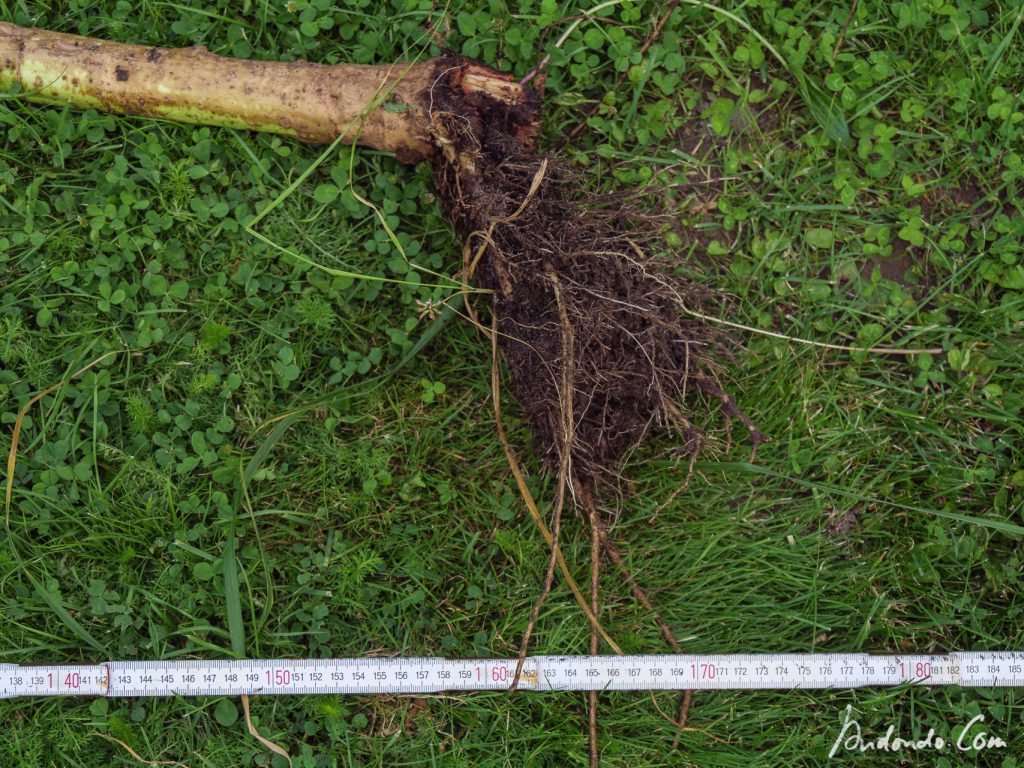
[{"x1": 425, "y1": 60, "x2": 763, "y2": 483}]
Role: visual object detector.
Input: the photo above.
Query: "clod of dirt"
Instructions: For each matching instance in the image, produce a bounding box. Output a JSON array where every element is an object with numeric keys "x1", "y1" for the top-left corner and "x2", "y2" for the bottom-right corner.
[
  {"x1": 826, "y1": 507, "x2": 860, "y2": 537},
  {"x1": 424, "y1": 60, "x2": 765, "y2": 484}
]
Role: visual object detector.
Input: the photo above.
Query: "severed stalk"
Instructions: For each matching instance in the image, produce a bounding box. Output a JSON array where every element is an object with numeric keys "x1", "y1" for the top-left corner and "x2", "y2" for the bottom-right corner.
[{"x1": 0, "y1": 21, "x2": 538, "y2": 163}]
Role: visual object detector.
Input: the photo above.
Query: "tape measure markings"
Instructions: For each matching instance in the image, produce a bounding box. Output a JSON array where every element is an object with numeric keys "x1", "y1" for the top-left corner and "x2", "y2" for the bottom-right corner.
[{"x1": 3, "y1": 653, "x2": 1023, "y2": 699}]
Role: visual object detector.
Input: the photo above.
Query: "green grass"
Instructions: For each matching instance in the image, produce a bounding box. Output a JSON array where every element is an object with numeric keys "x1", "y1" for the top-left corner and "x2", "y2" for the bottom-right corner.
[{"x1": 1, "y1": 0, "x2": 1023, "y2": 765}]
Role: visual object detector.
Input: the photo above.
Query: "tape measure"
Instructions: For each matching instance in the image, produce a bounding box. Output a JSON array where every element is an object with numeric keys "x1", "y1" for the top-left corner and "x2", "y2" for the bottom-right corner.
[{"x1": 3, "y1": 652, "x2": 1023, "y2": 699}]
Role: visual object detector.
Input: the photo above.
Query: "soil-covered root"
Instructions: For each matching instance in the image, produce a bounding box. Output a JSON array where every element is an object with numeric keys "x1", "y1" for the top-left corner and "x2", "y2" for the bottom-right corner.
[{"x1": 427, "y1": 63, "x2": 765, "y2": 483}]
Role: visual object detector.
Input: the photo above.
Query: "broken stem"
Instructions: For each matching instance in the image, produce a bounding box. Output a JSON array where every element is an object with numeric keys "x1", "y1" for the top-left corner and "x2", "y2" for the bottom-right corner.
[{"x1": 0, "y1": 22, "x2": 537, "y2": 163}]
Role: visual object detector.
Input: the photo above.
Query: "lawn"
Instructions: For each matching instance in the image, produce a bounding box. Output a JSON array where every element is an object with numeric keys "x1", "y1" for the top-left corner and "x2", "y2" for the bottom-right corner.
[{"x1": 1, "y1": 0, "x2": 1023, "y2": 766}]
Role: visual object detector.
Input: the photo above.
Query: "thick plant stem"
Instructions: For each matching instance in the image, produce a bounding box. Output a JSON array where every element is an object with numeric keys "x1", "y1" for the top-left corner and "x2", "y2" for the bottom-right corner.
[{"x1": 0, "y1": 22, "x2": 537, "y2": 163}]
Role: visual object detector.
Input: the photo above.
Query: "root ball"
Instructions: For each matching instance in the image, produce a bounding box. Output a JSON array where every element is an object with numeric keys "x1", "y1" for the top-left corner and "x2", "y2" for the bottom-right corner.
[{"x1": 426, "y1": 61, "x2": 763, "y2": 484}]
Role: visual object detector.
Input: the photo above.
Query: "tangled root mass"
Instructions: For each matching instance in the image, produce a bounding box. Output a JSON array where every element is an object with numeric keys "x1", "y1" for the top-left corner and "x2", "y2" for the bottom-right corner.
[{"x1": 426, "y1": 60, "x2": 763, "y2": 484}]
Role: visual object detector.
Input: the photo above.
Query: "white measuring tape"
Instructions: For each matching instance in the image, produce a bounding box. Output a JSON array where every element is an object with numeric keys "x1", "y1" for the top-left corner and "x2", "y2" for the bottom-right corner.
[{"x1": 3, "y1": 653, "x2": 1023, "y2": 698}]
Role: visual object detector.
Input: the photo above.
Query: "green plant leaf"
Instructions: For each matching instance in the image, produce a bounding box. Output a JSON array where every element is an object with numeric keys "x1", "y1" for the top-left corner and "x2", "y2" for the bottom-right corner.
[
  {"x1": 796, "y1": 74, "x2": 852, "y2": 149},
  {"x1": 215, "y1": 698, "x2": 239, "y2": 726},
  {"x1": 805, "y1": 227, "x2": 835, "y2": 250},
  {"x1": 457, "y1": 12, "x2": 477, "y2": 36}
]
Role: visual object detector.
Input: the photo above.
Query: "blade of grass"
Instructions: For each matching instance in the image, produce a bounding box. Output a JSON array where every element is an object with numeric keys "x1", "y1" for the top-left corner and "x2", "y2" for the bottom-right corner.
[
  {"x1": 984, "y1": 4, "x2": 1024, "y2": 83},
  {"x1": 680, "y1": 0, "x2": 851, "y2": 148},
  {"x1": 704, "y1": 462, "x2": 1024, "y2": 536},
  {"x1": 24, "y1": 570, "x2": 106, "y2": 654},
  {"x1": 222, "y1": 525, "x2": 245, "y2": 658}
]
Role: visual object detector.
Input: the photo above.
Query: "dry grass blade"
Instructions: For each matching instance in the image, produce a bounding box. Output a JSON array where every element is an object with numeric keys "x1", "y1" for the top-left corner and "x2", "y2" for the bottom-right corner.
[
  {"x1": 241, "y1": 695, "x2": 292, "y2": 767},
  {"x1": 509, "y1": 455, "x2": 567, "y2": 690},
  {"x1": 645, "y1": 693, "x2": 728, "y2": 744},
  {"x1": 5, "y1": 349, "x2": 122, "y2": 517},
  {"x1": 586, "y1": 481, "x2": 601, "y2": 768},
  {"x1": 89, "y1": 732, "x2": 189, "y2": 767},
  {"x1": 490, "y1": 315, "x2": 623, "y2": 658},
  {"x1": 510, "y1": 264, "x2": 577, "y2": 690},
  {"x1": 465, "y1": 159, "x2": 548, "y2": 279},
  {"x1": 678, "y1": 306, "x2": 942, "y2": 355},
  {"x1": 584, "y1": 488, "x2": 693, "y2": 741}
]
